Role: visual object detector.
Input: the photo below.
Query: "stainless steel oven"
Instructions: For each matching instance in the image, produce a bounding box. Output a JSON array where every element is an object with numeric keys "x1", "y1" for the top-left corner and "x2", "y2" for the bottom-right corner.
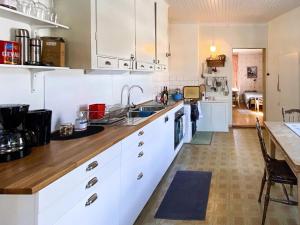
[{"x1": 174, "y1": 107, "x2": 185, "y2": 150}]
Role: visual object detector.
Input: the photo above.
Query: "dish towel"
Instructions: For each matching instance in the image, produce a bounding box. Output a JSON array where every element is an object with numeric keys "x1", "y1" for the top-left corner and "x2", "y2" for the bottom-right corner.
[{"x1": 198, "y1": 101, "x2": 203, "y2": 118}]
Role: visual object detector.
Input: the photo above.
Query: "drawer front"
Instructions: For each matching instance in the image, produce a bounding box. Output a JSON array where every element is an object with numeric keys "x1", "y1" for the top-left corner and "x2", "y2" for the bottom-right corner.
[
  {"x1": 136, "y1": 62, "x2": 155, "y2": 71},
  {"x1": 38, "y1": 156, "x2": 121, "y2": 225},
  {"x1": 53, "y1": 166, "x2": 120, "y2": 225},
  {"x1": 38, "y1": 142, "x2": 121, "y2": 213},
  {"x1": 155, "y1": 64, "x2": 162, "y2": 71},
  {"x1": 97, "y1": 56, "x2": 118, "y2": 69},
  {"x1": 118, "y1": 59, "x2": 131, "y2": 70}
]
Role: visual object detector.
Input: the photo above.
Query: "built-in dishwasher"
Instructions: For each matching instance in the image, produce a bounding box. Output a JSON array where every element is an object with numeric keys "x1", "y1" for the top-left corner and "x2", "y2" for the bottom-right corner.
[{"x1": 174, "y1": 107, "x2": 185, "y2": 149}]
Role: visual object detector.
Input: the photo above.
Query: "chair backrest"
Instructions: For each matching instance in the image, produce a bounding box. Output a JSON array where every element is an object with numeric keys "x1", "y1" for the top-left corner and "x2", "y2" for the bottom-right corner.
[
  {"x1": 282, "y1": 108, "x2": 300, "y2": 122},
  {"x1": 255, "y1": 118, "x2": 271, "y2": 166}
]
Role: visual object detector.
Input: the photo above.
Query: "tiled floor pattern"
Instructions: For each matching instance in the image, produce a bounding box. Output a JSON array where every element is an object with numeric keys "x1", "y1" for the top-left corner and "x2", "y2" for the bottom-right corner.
[{"x1": 135, "y1": 129, "x2": 299, "y2": 225}]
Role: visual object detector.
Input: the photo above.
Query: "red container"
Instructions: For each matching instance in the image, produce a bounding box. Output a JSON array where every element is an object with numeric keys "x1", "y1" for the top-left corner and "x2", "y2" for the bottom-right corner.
[
  {"x1": 89, "y1": 104, "x2": 106, "y2": 120},
  {"x1": 0, "y1": 40, "x2": 20, "y2": 65}
]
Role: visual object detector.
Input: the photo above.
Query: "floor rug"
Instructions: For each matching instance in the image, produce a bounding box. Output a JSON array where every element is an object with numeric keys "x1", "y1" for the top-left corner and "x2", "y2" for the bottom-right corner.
[
  {"x1": 190, "y1": 132, "x2": 213, "y2": 145},
  {"x1": 155, "y1": 171, "x2": 212, "y2": 220}
]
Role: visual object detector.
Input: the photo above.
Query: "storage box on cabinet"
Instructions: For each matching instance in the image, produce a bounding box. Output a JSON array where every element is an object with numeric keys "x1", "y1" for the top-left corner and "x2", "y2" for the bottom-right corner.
[{"x1": 37, "y1": 143, "x2": 121, "y2": 215}]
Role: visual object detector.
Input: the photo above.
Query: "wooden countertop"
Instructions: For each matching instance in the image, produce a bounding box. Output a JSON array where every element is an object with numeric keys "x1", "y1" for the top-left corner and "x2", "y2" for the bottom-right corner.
[
  {"x1": 264, "y1": 121, "x2": 300, "y2": 169},
  {"x1": 0, "y1": 101, "x2": 183, "y2": 195}
]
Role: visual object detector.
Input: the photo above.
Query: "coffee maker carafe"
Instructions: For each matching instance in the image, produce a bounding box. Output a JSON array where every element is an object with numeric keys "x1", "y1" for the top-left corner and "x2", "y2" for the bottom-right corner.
[{"x1": 0, "y1": 104, "x2": 31, "y2": 162}]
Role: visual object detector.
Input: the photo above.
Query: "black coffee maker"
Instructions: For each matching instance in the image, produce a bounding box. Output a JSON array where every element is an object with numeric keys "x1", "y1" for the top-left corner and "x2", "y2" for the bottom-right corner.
[{"x1": 0, "y1": 104, "x2": 31, "y2": 162}]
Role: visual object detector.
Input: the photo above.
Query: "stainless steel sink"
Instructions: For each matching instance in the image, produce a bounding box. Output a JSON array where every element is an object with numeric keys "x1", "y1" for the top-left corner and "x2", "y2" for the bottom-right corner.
[{"x1": 131, "y1": 105, "x2": 165, "y2": 112}]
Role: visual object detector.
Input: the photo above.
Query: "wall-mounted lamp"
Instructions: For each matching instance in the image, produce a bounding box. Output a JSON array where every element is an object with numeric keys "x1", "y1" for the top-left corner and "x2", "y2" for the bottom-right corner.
[{"x1": 210, "y1": 43, "x2": 217, "y2": 53}]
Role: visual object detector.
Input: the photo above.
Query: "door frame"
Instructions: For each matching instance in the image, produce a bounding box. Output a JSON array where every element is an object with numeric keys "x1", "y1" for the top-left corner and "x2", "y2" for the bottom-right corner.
[{"x1": 231, "y1": 48, "x2": 267, "y2": 127}]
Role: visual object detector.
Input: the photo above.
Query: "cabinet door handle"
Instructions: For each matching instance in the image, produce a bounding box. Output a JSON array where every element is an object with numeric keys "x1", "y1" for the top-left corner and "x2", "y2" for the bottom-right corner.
[
  {"x1": 140, "y1": 65, "x2": 145, "y2": 68},
  {"x1": 165, "y1": 116, "x2": 169, "y2": 123},
  {"x1": 138, "y1": 130, "x2": 144, "y2": 136},
  {"x1": 85, "y1": 193, "x2": 98, "y2": 207},
  {"x1": 86, "y1": 161, "x2": 98, "y2": 172},
  {"x1": 138, "y1": 141, "x2": 144, "y2": 147},
  {"x1": 105, "y1": 61, "x2": 112, "y2": 66},
  {"x1": 137, "y1": 172, "x2": 143, "y2": 180},
  {"x1": 86, "y1": 177, "x2": 98, "y2": 189},
  {"x1": 157, "y1": 59, "x2": 160, "y2": 64},
  {"x1": 150, "y1": 66, "x2": 153, "y2": 69},
  {"x1": 138, "y1": 151, "x2": 144, "y2": 158},
  {"x1": 124, "y1": 63, "x2": 129, "y2": 67}
]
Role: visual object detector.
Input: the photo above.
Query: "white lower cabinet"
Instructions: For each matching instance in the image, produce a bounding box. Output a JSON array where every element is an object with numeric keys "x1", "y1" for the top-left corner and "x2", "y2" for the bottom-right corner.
[
  {"x1": 0, "y1": 104, "x2": 182, "y2": 225},
  {"x1": 197, "y1": 102, "x2": 229, "y2": 132}
]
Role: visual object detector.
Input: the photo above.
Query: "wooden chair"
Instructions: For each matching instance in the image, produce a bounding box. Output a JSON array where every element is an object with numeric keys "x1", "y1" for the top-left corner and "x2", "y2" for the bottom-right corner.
[
  {"x1": 256, "y1": 118, "x2": 297, "y2": 225},
  {"x1": 282, "y1": 108, "x2": 300, "y2": 122}
]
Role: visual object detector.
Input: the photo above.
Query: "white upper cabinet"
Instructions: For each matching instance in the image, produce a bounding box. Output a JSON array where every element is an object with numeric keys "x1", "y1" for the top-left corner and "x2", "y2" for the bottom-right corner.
[
  {"x1": 96, "y1": 0, "x2": 135, "y2": 60},
  {"x1": 155, "y1": 0, "x2": 169, "y2": 66},
  {"x1": 135, "y1": 0, "x2": 156, "y2": 64}
]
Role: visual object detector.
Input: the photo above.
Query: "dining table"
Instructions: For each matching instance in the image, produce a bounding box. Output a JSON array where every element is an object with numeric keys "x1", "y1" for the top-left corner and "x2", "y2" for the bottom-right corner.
[{"x1": 264, "y1": 121, "x2": 300, "y2": 215}]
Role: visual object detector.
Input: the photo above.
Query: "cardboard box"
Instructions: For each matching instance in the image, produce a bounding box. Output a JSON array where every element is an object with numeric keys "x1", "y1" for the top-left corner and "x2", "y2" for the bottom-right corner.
[{"x1": 41, "y1": 37, "x2": 65, "y2": 67}]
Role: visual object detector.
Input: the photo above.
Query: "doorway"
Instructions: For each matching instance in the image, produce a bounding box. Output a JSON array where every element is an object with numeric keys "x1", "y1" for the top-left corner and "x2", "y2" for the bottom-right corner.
[{"x1": 232, "y1": 48, "x2": 266, "y2": 127}]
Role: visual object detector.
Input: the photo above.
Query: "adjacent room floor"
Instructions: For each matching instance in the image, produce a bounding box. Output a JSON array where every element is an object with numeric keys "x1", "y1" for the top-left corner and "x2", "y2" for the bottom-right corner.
[
  {"x1": 232, "y1": 103, "x2": 264, "y2": 127},
  {"x1": 135, "y1": 129, "x2": 299, "y2": 225}
]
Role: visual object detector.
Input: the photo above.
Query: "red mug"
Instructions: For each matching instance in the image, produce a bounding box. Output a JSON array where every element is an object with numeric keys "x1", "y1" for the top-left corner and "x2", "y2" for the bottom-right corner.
[{"x1": 89, "y1": 104, "x2": 105, "y2": 120}]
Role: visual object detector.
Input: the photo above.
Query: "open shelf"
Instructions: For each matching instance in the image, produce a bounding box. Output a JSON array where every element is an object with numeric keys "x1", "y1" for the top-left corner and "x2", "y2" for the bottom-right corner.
[
  {"x1": 0, "y1": 64, "x2": 69, "y2": 71},
  {"x1": 0, "y1": 6, "x2": 69, "y2": 29}
]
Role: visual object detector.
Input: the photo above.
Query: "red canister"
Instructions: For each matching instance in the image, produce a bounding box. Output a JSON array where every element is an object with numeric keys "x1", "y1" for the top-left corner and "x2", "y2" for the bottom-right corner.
[
  {"x1": 0, "y1": 40, "x2": 20, "y2": 65},
  {"x1": 89, "y1": 104, "x2": 106, "y2": 120}
]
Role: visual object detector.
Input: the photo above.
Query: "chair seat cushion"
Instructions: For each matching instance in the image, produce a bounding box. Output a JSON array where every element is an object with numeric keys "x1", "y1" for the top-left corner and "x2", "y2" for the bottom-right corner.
[{"x1": 269, "y1": 159, "x2": 297, "y2": 185}]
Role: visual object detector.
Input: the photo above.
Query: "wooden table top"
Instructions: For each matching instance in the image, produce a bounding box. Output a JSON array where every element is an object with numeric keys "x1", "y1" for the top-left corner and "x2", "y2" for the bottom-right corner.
[
  {"x1": 0, "y1": 101, "x2": 182, "y2": 195},
  {"x1": 264, "y1": 121, "x2": 300, "y2": 168}
]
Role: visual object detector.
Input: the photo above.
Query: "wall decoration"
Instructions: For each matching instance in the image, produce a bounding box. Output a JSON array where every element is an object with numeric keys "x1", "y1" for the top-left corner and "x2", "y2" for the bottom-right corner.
[{"x1": 247, "y1": 66, "x2": 257, "y2": 78}]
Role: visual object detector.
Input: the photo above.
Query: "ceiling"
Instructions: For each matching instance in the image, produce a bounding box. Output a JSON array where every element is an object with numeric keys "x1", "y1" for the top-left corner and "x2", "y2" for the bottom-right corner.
[{"x1": 166, "y1": 0, "x2": 300, "y2": 23}]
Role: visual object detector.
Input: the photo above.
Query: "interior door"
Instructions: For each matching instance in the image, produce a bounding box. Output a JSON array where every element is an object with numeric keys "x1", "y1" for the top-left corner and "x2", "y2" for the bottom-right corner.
[
  {"x1": 279, "y1": 52, "x2": 300, "y2": 110},
  {"x1": 135, "y1": 0, "x2": 156, "y2": 63},
  {"x1": 96, "y1": 0, "x2": 135, "y2": 59}
]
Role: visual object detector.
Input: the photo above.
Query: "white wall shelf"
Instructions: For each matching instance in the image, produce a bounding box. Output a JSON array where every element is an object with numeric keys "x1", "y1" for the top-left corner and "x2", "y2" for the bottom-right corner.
[
  {"x1": 0, "y1": 6, "x2": 69, "y2": 29},
  {"x1": 0, "y1": 64, "x2": 70, "y2": 93}
]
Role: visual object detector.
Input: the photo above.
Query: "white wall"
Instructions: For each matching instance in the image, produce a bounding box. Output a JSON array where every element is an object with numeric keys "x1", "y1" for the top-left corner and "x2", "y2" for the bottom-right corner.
[
  {"x1": 267, "y1": 6, "x2": 300, "y2": 121},
  {"x1": 237, "y1": 53, "x2": 263, "y2": 96},
  {"x1": 169, "y1": 23, "x2": 268, "y2": 124}
]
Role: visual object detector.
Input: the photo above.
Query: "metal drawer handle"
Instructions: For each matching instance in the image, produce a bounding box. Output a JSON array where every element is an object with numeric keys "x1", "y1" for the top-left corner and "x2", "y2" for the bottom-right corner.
[
  {"x1": 86, "y1": 161, "x2": 98, "y2": 172},
  {"x1": 138, "y1": 141, "x2": 144, "y2": 147},
  {"x1": 85, "y1": 193, "x2": 98, "y2": 207},
  {"x1": 124, "y1": 63, "x2": 129, "y2": 67},
  {"x1": 140, "y1": 65, "x2": 145, "y2": 68},
  {"x1": 105, "y1": 61, "x2": 111, "y2": 66},
  {"x1": 165, "y1": 116, "x2": 169, "y2": 123},
  {"x1": 138, "y1": 130, "x2": 144, "y2": 136},
  {"x1": 86, "y1": 177, "x2": 98, "y2": 189},
  {"x1": 137, "y1": 172, "x2": 143, "y2": 180},
  {"x1": 150, "y1": 66, "x2": 153, "y2": 69},
  {"x1": 138, "y1": 151, "x2": 144, "y2": 158}
]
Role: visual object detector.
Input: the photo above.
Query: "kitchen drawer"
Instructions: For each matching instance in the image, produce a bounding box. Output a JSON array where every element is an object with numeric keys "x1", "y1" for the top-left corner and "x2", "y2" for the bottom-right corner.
[
  {"x1": 38, "y1": 156, "x2": 121, "y2": 225},
  {"x1": 38, "y1": 142, "x2": 121, "y2": 214},
  {"x1": 155, "y1": 64, "x2": 162, "y2": 71},
  {"x1": 53, "y1": 164, "x2": 120, "y2": 225},
  {"x1": 136, "y1": 62, "x2": 155, "y2": 71},
  {"x1": 97, "y1": 56, "x2": 118, "y2": 69},
  {"x1": 118, "y1": 59, "x2": 131, "y2": 70}
]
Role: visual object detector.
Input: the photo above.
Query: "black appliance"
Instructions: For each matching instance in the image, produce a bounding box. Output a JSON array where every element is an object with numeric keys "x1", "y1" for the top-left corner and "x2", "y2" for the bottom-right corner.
[
  {"x1": 0, "y1": 104, "x2": 31, "y2": 162},
  {"x1": 23, "y1": 109, "x2": 52, "y2": 146},
  {"x1": 174, "y1": 108, "x2": 185, "y2": 149}
]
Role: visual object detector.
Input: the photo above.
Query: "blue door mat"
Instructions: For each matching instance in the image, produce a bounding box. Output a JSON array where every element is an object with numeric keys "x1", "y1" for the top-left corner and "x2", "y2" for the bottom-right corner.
[{"x1": 155, "y1": 171, "x2": 212, "y2": 221}]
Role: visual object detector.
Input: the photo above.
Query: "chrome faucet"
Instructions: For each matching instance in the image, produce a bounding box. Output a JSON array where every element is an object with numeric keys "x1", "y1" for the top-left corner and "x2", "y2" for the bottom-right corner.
[
  {"x1": 121, "y1": 84, "x2": 130, "y2": 106},
  {"x1": 128, "y1": 85, "x2": 144, "y2": 107}
]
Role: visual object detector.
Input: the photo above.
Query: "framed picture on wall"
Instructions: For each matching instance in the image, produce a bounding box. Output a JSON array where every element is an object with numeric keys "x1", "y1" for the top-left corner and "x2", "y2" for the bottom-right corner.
[{"x1": 247, "y1": 66, "x2": 257, "y2": 78}]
